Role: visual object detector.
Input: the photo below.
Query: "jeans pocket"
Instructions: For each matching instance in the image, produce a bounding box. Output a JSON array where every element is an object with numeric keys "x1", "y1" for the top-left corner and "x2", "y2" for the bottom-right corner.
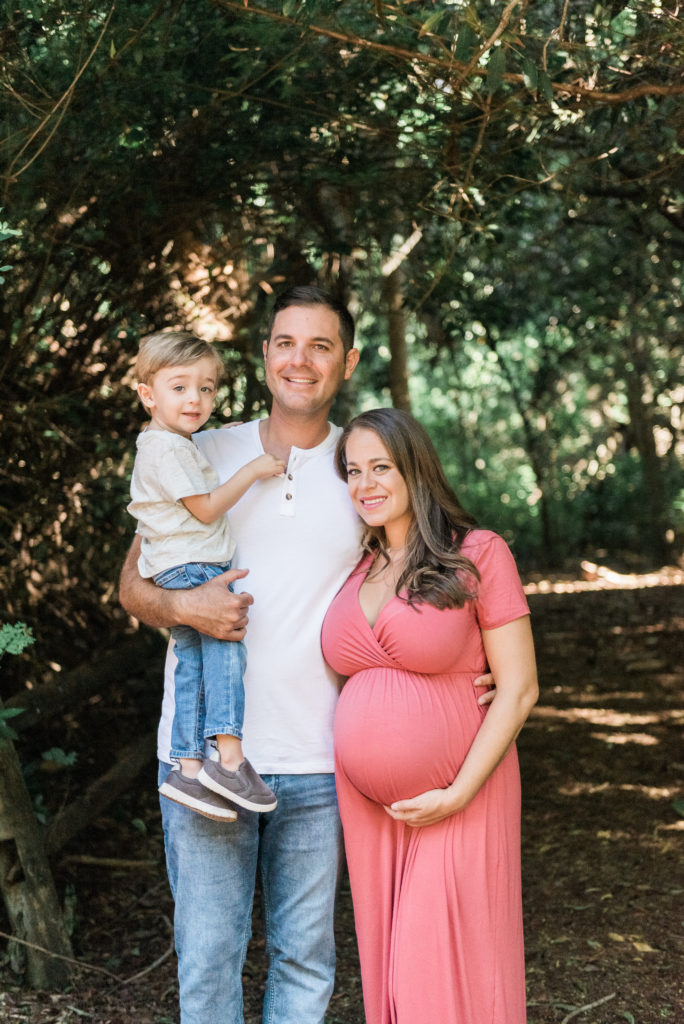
[{"x1": 154, "y1": 565, "x2": 190, "y2": 589}]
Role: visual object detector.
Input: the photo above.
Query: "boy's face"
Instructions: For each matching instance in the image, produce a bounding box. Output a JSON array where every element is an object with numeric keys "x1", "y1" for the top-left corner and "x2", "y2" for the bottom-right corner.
[{"x1": 137, "y1": 356, "x2": 219, "y2": 438}]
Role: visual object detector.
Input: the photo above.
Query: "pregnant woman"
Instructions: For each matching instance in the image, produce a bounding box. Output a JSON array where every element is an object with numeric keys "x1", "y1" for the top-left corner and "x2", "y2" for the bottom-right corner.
[{"x1": 321, "y1": 408, "x2": 538, "y2": 1024}]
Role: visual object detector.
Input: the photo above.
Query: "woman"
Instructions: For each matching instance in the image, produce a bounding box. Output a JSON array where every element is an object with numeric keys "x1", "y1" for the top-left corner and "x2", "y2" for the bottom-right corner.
[{"x1": 321, "y1": 408, "x2": 538, "y2": 1024}]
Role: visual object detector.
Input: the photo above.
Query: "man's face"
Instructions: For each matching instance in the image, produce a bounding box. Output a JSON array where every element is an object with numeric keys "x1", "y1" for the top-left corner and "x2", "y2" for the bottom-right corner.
[{"x1": 263, "y1": 304, "x2": 359, "y2": 419}]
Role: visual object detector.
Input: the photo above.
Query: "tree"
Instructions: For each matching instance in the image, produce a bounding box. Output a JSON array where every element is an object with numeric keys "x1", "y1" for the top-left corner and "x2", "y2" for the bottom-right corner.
[
  {"x1": 1, "y1": 0, "x2": 682, "y2": 671},
  {"x1": 0, "y1": 625, "x2": 73, "y2": 988}
]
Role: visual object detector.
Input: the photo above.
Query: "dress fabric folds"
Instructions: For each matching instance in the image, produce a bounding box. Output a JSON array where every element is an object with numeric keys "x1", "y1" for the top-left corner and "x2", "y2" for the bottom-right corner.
[{"x1": 321, "y1": 530, "x2": 530, "y2": 1024}]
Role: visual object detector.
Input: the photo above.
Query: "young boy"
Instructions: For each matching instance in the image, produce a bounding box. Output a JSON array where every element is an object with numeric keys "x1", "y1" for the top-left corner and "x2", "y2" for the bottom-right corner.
[{"x1": 128, "y1": 331, "x2": 285, "y2": 821}]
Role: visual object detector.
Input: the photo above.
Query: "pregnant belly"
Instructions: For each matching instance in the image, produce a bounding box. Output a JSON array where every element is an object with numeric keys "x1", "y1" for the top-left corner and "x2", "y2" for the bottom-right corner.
[{"x1": 334, "y1": 668, "x2": 484, "y2": 807}]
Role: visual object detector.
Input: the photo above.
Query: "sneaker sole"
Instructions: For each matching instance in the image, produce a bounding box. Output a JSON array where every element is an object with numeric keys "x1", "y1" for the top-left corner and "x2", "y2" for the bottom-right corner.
[
  {"x1": 158, "y1": 782, "x2": 238, "y2": 822},
  {"x1": 197, "y1": 768, "x2": 278, "y2": 813}
]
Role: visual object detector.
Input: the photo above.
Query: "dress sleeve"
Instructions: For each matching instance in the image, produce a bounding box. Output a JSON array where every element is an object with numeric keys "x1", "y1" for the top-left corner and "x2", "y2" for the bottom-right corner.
[{"x1": 467, "y1": 532, "x2": 530, "y2": 630}]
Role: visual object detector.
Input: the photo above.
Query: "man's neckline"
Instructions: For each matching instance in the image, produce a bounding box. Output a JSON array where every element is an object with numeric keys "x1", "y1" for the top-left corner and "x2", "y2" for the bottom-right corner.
[{"x1": 257, "y1": 418, "x2": 334, "y2": 459}]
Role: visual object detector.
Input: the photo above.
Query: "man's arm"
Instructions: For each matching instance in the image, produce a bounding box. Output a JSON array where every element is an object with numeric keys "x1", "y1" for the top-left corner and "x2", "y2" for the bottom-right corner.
[{"x1": 119, "y1": 536, "x2": 253, "y2": 640}]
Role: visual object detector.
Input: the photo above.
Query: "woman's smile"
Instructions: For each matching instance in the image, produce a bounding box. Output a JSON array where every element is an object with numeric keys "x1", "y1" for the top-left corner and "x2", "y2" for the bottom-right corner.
[{"x1": 344, "y1": 428, "x2": 413, "y2": 548}]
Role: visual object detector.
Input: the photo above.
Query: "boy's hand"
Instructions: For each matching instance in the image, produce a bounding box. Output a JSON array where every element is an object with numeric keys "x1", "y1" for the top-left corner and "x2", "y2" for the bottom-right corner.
[{"x1": 253, "y1": 453, "x2": 287, "y2": 478}]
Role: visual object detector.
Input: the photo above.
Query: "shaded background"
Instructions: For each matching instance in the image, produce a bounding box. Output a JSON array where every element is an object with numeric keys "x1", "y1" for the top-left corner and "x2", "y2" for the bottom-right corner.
[{"x1": 1, "y1": 2, "x2": 682, "y2": 1021}]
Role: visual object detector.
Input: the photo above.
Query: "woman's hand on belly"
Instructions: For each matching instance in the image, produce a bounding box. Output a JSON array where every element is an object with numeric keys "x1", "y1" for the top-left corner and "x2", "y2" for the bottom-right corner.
[{"x1": 384, "y1": 785, "x2": 463, "y2": 828}]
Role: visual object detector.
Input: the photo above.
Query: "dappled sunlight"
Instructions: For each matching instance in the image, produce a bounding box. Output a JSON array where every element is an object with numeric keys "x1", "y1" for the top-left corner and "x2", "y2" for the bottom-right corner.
[
  {"x1": 524, "y1": 564, "x2": 684, "y2": 594},
  {"x1": 549, "y1": 689, "x2": 648, "y2": 703},
  {"x1": 557, "y1": 781, "x2": 676, "y2": 800},
  {"x1": 528, "y1": 706, "x2": 683, "y2": 749},
  {"x1": 589, "y1": 731, "x2": 659, "y2": 746},
  {"x1": 530, "y1": 706, "x2": 680, "y2": 727}
]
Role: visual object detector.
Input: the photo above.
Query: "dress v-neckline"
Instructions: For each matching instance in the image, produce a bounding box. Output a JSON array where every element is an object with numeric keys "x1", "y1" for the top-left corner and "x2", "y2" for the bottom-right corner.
[{"x1": 355, "y1": 555, "x2": 403, "y2": 632}]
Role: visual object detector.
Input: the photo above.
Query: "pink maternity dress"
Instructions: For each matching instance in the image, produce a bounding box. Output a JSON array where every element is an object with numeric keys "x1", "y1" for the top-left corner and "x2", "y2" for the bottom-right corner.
[{"x1": 321, "y1": 530, "x2": 530, "y2": 1024}]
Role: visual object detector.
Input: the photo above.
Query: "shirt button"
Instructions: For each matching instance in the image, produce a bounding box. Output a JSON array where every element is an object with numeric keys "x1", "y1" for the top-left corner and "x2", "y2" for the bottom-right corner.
[
  {"x1": 288, "y1": 473, "x2": 293, "y2": 480},
  {"x1": 285, "y1": 493, "x2": 293, "y2": 501}
]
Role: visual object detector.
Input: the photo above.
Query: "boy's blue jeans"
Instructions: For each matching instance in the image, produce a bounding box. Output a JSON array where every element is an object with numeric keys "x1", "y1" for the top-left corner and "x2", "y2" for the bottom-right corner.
[{"x1": 154, "y1": 561, "x2": 247, "y2": 761}]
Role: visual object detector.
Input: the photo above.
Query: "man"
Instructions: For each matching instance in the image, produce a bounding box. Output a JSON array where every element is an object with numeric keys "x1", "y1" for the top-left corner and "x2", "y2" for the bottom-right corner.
[
  {"x1": 119, "y1": 286, "x2": 362, "y2": 1024},
  {"x1": 120, "y1": 286, "x2": 494, "y2": 1023}
]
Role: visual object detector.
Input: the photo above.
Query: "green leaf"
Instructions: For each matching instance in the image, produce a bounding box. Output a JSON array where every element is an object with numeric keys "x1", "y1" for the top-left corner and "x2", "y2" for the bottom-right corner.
[
  {"x1": 672, "y1": 799, "x2": 684, "y2": 818},
  {"x1": 0, "y1": 707, "x2": 24, "y2": 720},
  {"x1": 0, "y1": 622, "x2": 35, "y2": 658},
  {"x1": 522, "y1": 57, "x2": 538, "y2": 92},
  {"x1": 454, "y1": 22, "x2": 477, "y2": 62},
  {"x1": 611, "y1": 8, "x2": 638, "y2": 40},
  {"x1": 0, "y1": 703, "x2": 23, "y2": 747},
  {"x1": 538, "y1": 70, "x2": 554, "y2": 104},
  {"x1": 420, "y1": 10, "x2": 448, "y2": 36},
  {"x1": 620, "y1": 1013, "x2": 636, "y2": 1024},
  {"x1": 0, "y1": 724, "x2": 19, "y2": 746},
  {"x1": 42, "y1": 747, "x2": 78, "y2": 767},
  {"x1": 487, "y1": 47, "x2": 506, "y2": 94}
]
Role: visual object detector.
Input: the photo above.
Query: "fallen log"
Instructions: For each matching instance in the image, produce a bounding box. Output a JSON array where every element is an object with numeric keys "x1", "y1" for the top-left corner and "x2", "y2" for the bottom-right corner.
[
  {"x1": 45, "y1": 730, "x2": 157, "y2": 856},
  {"x1": 6, "y1": 630, "x2": 166, "y2": 732}
]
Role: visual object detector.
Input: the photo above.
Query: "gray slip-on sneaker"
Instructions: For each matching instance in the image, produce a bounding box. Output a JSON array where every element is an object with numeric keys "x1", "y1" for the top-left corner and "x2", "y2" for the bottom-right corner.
[
  {"x1": 198, "y1": 758, "x2": 277, "y2": 812},
  {"x1": 159, "y1": 769, "x2": 237, "y2": 822}
]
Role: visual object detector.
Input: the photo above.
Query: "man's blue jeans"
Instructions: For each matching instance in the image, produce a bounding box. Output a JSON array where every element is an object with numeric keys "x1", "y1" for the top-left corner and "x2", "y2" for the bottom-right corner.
[
  {"x1": 154, "y1": 561, "x2": 247, "y2": 759},
  {"x1": 158, "y1": 763, "x2": 343, "y2": 1024}
]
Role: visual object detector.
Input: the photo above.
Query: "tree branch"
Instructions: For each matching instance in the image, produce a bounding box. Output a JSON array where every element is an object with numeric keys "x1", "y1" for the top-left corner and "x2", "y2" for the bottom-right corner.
[
  {"x1": 4, "y1": 0, "x2": 117, "y2": 186},
  {"x1": 6, "y1": 631, "x2": 165, "y2": 732},
  {"x1": 45, "y1": 730, "x2": 158, "y2": 856},
  {"x1": 210, "y1": 0, "x2": 684, "y2": 106}
]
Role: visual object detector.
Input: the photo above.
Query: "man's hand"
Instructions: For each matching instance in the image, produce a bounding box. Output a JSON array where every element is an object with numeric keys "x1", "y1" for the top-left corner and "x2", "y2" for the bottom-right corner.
[
  {"x1": 119, "y1": 537, "x2": 253, "y2": 640},
  {"x1": 474, "y1": 671, "x2": 496, "y2": 707},
  {"x1": 174, "y1": 567, "x2": 253, "y2": 640}
]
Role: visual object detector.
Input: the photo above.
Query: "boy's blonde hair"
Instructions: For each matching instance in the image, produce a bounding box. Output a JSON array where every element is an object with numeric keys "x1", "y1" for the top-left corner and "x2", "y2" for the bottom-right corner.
[{"x1": 135, "y1": 331, "x2": 225, "y2": 384}]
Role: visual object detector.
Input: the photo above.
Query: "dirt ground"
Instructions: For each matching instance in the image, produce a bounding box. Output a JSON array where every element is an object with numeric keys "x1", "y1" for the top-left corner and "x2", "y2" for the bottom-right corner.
[{"x1": 0, "y1": 570, "x2": 682, "y2": 1024}]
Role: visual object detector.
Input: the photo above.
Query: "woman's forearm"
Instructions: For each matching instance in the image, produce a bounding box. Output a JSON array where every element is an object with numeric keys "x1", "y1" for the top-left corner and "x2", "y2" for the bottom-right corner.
[
  {"x1": 447, "y1": 616, "x2": 538, "y2": 811},
  {"x1": 447, "y1": 686, "x2": 537, "y2": 812}
]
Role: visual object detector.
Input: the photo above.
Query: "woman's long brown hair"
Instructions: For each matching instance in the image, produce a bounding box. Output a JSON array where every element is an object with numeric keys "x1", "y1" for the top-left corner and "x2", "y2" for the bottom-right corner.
[{"x1": 335, "y1": 408, "x2": 480, "y2": 609}]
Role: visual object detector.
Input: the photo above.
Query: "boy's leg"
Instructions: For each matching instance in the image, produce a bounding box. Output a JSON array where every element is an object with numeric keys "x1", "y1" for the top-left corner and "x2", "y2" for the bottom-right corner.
[
  {"x1": 154, "y1": 566, "x2": 239, "y2": 819},
  {"x1": 258, "y1": 773, "x2": 343, "y2": 1024},
  {"x1": 153, "y1": 564, "x2": 206, "y2": 762},
  {"x1": 168, "y1": 626, "x2": 204, "y2": 760},
  {"x1": 200, "y1": 630, "x2": 247, "y2": 745},
  {"x1": 159, "y1": 762, "x2": 259, "y2": 1024},
  {"x1": 199, "y1": 625, "x2": 277, "y2": 813}
]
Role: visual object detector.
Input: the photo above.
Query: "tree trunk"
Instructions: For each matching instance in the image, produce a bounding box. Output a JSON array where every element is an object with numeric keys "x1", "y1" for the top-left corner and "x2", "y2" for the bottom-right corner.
[
  {"x1": 382, "y1": 268, "x2": 411, "y2": 412},
  {"x1": 624, "y1": 351, "x2": 670, "y2": 561},
  {"x1": 484, "y1": 337, "x2": 558, "y2": 562},
  {"x1": 0, "y1": 716, "x2": 73, "y2": 988}
]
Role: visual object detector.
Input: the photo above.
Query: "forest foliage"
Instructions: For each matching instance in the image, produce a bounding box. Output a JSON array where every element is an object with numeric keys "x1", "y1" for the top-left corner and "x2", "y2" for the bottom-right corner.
[{"x1": 1, "y1": 0, "x2": 683, "y2": 683}]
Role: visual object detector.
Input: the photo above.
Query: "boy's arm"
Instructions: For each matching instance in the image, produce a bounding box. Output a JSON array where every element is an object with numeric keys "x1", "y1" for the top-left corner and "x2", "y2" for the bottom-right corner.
[
  {"x1": 119, "y1": 536, "x2": 252, "y2": 640},
  {"x1": 182, "y1": 453, "x2": 285, "y2": 525}
]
